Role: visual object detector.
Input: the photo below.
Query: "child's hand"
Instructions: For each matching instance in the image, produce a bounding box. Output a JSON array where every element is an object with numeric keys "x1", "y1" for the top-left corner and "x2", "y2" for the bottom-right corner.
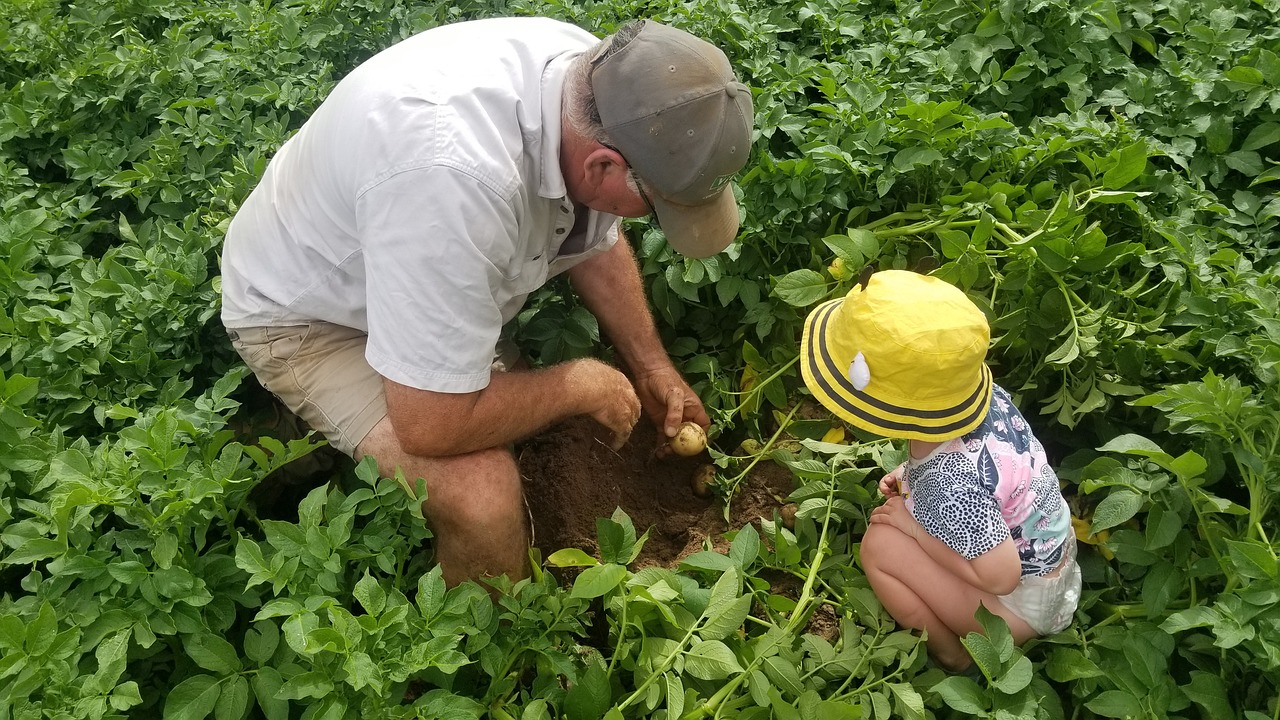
[
  {"x1": 879, "y1": 462, "x2": 907, "y2": 498},
  {"x1": 869, "y1": 496, "x2": 920, "y2": 541}
]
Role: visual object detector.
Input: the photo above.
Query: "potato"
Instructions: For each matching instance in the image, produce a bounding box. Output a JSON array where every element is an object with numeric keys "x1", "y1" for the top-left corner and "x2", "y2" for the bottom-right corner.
[
  {"x1": 779, "y1": 503, "x2": 798, "y2": 529},
  {"x1": 669, "y1": 422, "x2": 707, "y2": 456},
  {"x1": 691, "y1": 464, "x2": 716, "y2": 498}
]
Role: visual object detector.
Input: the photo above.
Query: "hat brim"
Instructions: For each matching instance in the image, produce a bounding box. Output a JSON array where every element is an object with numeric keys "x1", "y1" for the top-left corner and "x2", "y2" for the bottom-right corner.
[
  {"x1": 651, "y1": 186, "x2": 739, "y2": 259},
  {"x1": 801, "y1": 298, "x2": 993, "y2": 441}
]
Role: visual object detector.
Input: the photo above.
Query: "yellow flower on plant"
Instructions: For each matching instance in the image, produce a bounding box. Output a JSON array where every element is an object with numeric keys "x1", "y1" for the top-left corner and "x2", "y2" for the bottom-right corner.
[{"x1": 1072, "y1": 515, "x2": 1114, "y2": 561}]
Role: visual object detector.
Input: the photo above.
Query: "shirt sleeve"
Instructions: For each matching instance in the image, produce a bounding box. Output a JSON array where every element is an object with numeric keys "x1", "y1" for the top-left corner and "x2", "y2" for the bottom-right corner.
[
  {"x1": 909, "y1": 455, "x2": 1010, "y2": 559},
  {"x1": 358, "y1": 165, "x2": 517, "y2": 393}
]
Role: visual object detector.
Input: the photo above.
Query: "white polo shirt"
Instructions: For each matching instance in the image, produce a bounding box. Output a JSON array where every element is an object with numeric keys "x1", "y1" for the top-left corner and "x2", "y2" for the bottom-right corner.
[{"x1": 220, "y1": 17, "x2": 620, "y2": 393}]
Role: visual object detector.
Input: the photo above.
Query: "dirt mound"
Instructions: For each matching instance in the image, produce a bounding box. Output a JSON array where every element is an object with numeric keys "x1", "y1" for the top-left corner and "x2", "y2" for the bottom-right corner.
[{"x1": 518, "y1": 417, "x2": 796, "y2": 569}]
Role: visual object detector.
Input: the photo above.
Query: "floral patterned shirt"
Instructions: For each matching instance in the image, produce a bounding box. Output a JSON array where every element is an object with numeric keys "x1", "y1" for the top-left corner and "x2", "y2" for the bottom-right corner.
[{"x1": 903, "y1": 384, "x2": 1071, "y2": 577}]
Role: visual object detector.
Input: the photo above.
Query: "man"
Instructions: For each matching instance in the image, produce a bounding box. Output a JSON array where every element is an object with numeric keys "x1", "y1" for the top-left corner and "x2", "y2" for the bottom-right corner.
[{"x1": 219, "y1": 17, "x2": 755, "y2": 586}]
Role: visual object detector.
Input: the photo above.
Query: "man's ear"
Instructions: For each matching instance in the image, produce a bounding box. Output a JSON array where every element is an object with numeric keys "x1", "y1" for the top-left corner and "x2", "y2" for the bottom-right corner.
[{"x1": 581, "y1": 145, "x2": 626, "y2": 191}]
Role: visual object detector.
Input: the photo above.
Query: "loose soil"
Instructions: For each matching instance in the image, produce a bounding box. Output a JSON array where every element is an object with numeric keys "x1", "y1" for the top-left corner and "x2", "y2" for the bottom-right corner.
[
  {"x1": 518, "y1": 417, "x2": 796, "y2": 569},
  {"x1": 235, "y1": 387, "x2": 798, "y2": 572}
]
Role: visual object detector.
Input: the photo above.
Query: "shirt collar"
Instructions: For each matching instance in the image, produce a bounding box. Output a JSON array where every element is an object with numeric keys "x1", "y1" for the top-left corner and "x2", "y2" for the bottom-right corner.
[{"x1": 537, "y1": 50, "x2": 580, "y2": 200}]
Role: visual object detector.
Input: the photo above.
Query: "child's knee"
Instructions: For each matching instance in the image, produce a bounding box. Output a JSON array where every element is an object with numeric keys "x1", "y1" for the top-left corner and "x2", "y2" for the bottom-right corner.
[{"x1": 860, "y1": 523, "x2": 905, "y2": 572}]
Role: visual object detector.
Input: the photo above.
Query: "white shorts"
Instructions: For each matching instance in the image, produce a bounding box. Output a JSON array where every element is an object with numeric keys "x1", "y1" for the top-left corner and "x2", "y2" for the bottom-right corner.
[{"x1": 1000, "y1": 538, "x2": 1082, "y2": 636}]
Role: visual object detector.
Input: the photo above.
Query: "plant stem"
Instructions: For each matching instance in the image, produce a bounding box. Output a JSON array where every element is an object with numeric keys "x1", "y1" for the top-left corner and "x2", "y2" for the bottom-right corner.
[
  {"x1": 682, "y1": 478, "x2": 839, "y2": 719},
  {"x1": 723, "y1": 402, "x2": 804, "y2": 519}
]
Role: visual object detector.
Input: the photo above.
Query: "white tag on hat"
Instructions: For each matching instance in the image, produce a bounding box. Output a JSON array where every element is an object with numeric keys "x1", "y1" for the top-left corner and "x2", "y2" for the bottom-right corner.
[{"x1": 849, "y1": 352, "x2": 871, "y2": 391}]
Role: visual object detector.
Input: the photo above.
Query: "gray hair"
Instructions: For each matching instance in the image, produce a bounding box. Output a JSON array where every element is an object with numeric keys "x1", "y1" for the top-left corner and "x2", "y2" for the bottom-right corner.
[{"x1": 564, "y1": 21, "x2": 645, "y2": 149}]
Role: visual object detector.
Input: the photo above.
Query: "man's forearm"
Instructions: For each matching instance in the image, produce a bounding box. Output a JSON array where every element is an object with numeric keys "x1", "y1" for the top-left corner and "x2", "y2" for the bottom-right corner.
[
  {"x1": 569, "y1": 231, "x2": 670, "y2": 374},
  {"x1": 384, "y1": 360, "x2": 621, "y2": 457}
]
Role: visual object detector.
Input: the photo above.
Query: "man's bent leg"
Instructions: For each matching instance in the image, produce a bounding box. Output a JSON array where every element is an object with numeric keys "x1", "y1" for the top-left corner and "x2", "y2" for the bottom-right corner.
[
  {"x1": 356, "y1": 417, "x2": 529, "y2": 587},
  {"x1": 228, "y1": 322, "x2": 528, "y2": 587}
]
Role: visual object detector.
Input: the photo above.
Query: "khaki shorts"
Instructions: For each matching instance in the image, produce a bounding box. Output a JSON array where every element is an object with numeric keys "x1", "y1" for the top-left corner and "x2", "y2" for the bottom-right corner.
[
  {"x1": 227, "y1": 322, "x2": 521, "y2": 457},
  {"x1": 227, "y1": 323, "x2": 387, "y2": 457}
]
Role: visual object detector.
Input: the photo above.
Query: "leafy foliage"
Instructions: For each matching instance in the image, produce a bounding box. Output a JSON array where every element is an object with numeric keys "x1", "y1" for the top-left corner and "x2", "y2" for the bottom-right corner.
[{"x1": 1, "y1": 0, "x2": 1278, "y2": 717}]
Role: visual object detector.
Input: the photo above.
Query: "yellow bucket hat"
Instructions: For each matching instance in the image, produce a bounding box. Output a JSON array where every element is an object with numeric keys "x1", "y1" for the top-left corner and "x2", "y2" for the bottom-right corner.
[{"x1": 800, "y1": 270, "x2": 993, "y2": 441}]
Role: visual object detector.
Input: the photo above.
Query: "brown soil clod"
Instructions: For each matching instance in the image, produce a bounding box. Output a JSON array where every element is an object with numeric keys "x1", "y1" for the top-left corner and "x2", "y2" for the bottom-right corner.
[{"x1": 519, "y1": 417, "x2": 795, "y2": 571}]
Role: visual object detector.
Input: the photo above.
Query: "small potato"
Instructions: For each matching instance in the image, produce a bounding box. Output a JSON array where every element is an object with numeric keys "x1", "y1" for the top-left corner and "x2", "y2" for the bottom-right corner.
[
  {"x1": 691, "y1": 464, "x2": 716, "y2": 498},
  {"x1": 669, "y1": 422, "x2": 707, "y2": 457},
  {"x1": 780, "y1": 503, "x2": 798, "y2": 530}
]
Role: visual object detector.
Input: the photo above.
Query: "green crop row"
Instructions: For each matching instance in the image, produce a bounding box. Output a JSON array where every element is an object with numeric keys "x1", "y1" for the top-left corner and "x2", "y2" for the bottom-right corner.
[{"x1": 1, "y1": 0, "x2": 1277, "y2": 718}]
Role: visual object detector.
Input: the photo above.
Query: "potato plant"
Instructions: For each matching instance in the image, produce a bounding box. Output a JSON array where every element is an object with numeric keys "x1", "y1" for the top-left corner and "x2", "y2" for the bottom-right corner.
[{"x1": 1, "y1": 0, "x2": 1278, "y2": 717}]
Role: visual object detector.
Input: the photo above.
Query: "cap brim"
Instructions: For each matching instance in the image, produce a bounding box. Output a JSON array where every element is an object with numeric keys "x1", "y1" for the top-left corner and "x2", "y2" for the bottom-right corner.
[{"x1": 651, "y1": 186, "x2": 739, "y2": 259}]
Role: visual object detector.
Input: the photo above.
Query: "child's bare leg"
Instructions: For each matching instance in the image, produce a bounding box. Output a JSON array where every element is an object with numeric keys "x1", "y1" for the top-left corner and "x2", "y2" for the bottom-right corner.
[{"x1": 861, "y1": 523, "x2": 1037, "y2": 670}]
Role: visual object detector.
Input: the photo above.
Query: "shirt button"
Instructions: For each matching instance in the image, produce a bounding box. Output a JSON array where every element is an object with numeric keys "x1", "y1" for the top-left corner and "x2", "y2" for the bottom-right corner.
[
  {"x1": 555, "y1": 227, "x2": 566, "y2": 235},
  {"x1": 560, "y1": 205, "x2": 571, "y2": 213}
]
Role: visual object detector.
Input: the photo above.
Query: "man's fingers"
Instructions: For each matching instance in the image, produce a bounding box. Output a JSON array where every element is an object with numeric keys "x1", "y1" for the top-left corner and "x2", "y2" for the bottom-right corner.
[
  {"x1": 610, "y1": 427, "x2": 632, "y2": 452},
  {"x1": 663, "y1": 386, "x2": 684, "y2": 437}
]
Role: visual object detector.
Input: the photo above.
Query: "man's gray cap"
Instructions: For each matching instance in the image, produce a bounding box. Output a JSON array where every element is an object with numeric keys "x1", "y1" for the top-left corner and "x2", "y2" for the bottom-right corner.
[{"x1": 592, "y1": 20, "x2": 755, "y2": 258}]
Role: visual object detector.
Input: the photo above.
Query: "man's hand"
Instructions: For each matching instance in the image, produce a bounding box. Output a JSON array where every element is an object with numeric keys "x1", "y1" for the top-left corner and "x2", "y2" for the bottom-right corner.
[
  {"x1": 567, "y1": 358, "x2": 643, "y2": 450},
  {"x1": 633, "y1": 364, "x2": 711, "y2": 456}
]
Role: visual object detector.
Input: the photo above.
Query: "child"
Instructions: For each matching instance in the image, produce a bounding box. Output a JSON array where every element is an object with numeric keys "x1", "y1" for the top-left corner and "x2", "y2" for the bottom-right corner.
[{"x1": 800, "y1": 270, "x2": 1080, "y2": 672}]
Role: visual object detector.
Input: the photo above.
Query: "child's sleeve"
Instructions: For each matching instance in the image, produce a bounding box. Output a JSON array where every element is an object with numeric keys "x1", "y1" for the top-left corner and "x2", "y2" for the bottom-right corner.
[{"x1": 910, "y1": 463, "x2": 1009, "y2": 560}]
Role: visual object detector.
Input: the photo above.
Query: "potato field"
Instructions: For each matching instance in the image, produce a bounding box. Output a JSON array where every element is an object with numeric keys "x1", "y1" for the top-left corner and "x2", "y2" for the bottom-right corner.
[{"x1": 1, "y1": 0, "x2": 1278, "y2": 718}]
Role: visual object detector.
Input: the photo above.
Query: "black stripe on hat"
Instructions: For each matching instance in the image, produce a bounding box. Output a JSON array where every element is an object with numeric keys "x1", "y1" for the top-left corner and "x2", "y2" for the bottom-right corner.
[{"x1": 805, "y1": 301, "x2": 991, "y2": 435}]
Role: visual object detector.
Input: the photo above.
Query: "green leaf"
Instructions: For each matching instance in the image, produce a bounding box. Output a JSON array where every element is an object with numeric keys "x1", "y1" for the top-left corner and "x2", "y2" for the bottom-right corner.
[
  {"x1": 664, "y1": 673, "x2": 685, "y2": 718},
  {"x1": 4, "y1": 538, "x2": 65, "y2": 565},
  {"x1": 1182, "y1": 670, "x2": 1233, "y2": 718},
  {"x1": 277, "y1": 671, "x2": 333, "y2": 700},
  {"x1": 960, "y1": 633, "x2": 999, "y2": 679},
  {"x1": 344, "y1": 651, "x2": 380, "y2": 692},
  {"x1": 26, "y1": 602, "x2": 57, "y2": 656},
  {"x1": 214, "y1": 676, "x2": 249, "y2": 720},
  {"x1": 1102, "y1": 143, "x2": 1148, "y2": 189},
  {"x1": 762, "y1": 656, "x2": 804, "y2": 697},
  {"x1": 683, "y1": 640, "x2": 743, "y2": 680},
  {"x1": 893, "y1": 146, "x2": 945, "y2": 171},
  {"x1": 1242, "y1": 122, "x2": 1280, "y2": 152},
  {"x1": 1225, "y1": 540, "x2": 1278, "y2": 580},
  {"x1": 936, "y1": 228, "x2": 970, "y2": 259},
  {"x1": 700, "y1": 595, "x2": 752, "y2": 642},
  {"x1": 774, "y1": 270, "x2": 829, "y2": 307},
  {"x1": 251, "y1": 668, "x2": 289, "y2": 720},
  {"x1": 163, "y1": 674, "x2": 221, "y2": 720},
  {"x1": 570, "y1": 563, "x2": 628, "y2": 599},
  {"x1": 887, "y1": 681, "x2": 925, "y2": 720},
  {"x1": 597, "y1": 515, "x2": 635, "y2": 565},
  {"x1": 679, "y1": 551, "x2": 734, "y2": 573},
  {"x1": 184, "y1": 634, "x2": 242, "y2": 675},
  {"x1": 1086, "y1": 690, "x2": 1143, "y2": 718},
  {"x1": 931, "y1": 676, "x2": 986, "y2": 714},
  {"x1": 546, "y1": 548, "x2": 599, "y2": 567},
  {"x1": 1224, "y1": 66, "x2": 1264, "y2": 85},
  {"x1": 992, "y1": 655, "x2": 1032, "y2": 694},
  {"x1": 353, "y1": 573, "x2": 386, "y2": 615},
  {"x1": 847, "y1": 228, "x2": 879, "y2": 259},
  {"x1": 729, "y1": 524, "x2": 760, "y2": 569},
  {"x1": 1044, "y1": 647, "x2": 1102, "y2": 682},
  {"x1": 417, "y1": 566, "x2": 447, "y2": 617},
  {"x1": 822, "y1": 233, "x2": 863, "y2": 265},
  {"x1": 1090, "y1": 489, "x2": 1143, "y2": 533},
  {"x1": 565, "y1": 661, "x2": 611, "y2": 720},
  {"x1": 244, "y1": 622, "x2": 280, "y2": 665}
]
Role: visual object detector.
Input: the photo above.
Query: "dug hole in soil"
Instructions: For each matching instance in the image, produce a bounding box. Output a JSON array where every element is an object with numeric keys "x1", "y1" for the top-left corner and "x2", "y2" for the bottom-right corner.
[{"x1": 518, "y1": 417, "x2": 796, "y2": 571}]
